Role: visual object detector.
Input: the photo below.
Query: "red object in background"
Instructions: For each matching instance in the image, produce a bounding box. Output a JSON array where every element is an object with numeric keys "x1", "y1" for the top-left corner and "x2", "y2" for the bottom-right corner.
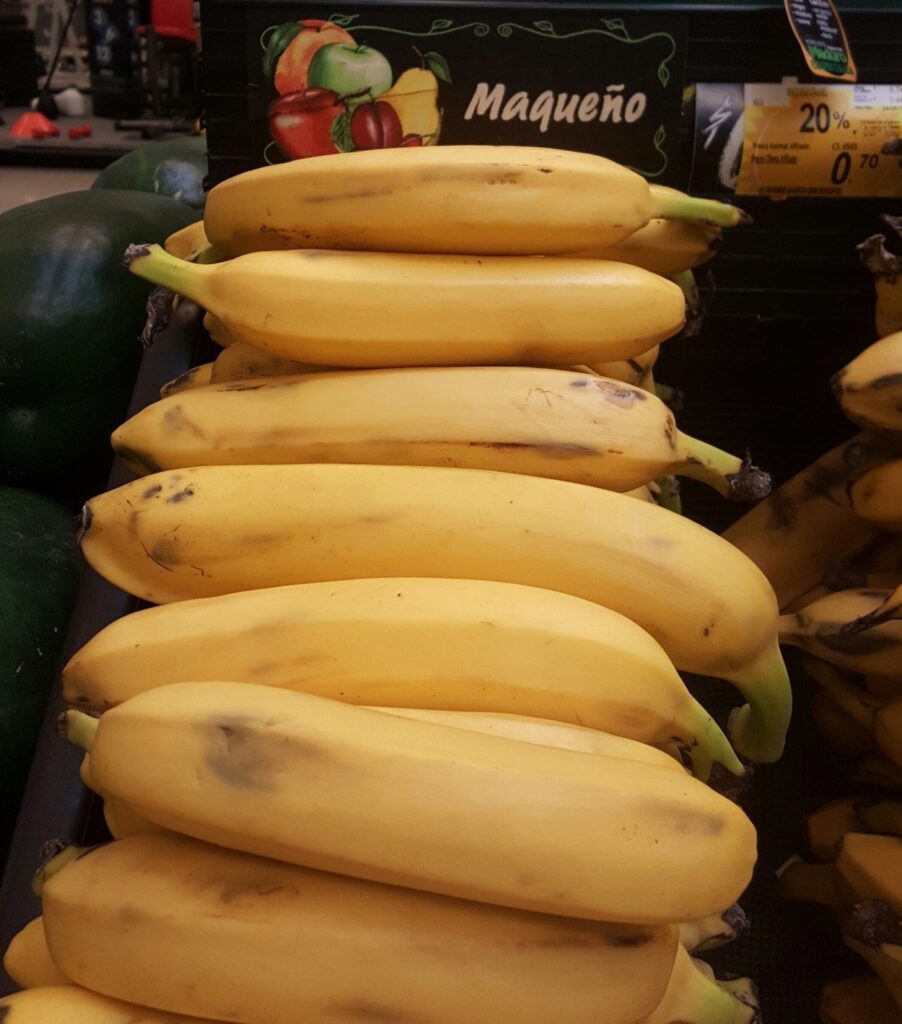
[
  {"x1": 68, "y1": 124, "x2": 93, "y2": 139},
  {"x1": 150, "y1": 0, "x2": 197, "y2": 43},
  {"x1": 350, "y1": 102, "x2": 402, "y2": 150},
  {"x1": 8, "y1": 111, "x2": 59, "y2": 139},
  {"x1": 268, "y1": 87, "x2": 344, "y2": 159}
]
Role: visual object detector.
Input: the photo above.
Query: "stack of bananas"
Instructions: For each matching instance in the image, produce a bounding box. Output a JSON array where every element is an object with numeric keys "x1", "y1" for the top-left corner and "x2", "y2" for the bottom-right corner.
[
  {"x1": 724, "y1": 325, "x2": 902, "y2": 1021},
  {"x1": 2, "y1": 146, "x2": 788, "y2": 1024}
]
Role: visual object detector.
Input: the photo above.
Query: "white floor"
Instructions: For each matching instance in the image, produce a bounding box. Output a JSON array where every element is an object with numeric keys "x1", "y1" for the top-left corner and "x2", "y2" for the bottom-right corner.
[{"x1": 0, "y1": 166, "x2": 99, "y2": 215}]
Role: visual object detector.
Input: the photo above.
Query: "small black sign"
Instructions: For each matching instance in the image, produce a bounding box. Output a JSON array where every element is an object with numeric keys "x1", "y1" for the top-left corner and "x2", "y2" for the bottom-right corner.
[
  {"x1": 784, "y1": 0, "x2": 857, "y2": 82},
  {"x1": 246, "y1": 6, "x2": 687, "y2": 183},
  {"x1": 690, "y1": 82, "x2": 745, "y2": 195}
]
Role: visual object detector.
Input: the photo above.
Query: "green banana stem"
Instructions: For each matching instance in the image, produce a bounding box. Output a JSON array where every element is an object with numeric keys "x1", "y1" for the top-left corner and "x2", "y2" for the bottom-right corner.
[
  {"x1": 676, "y1": 435, "x2": 772, "y2": 503},
  {"x1": 649, "y1": 186, "x2": 752, "y2": 228},
  {"x1": 62, "y1": 710, "x2": 99, "y2": 753},
  {"x1": 646, "y1": 946, "x2": 759, "y2": 1024},
  {"x1": 677, "y1": 701, "x2": 744, "y2": 781},
  {"x1": 724, "y1": 643, "x2": 793, "y2": 763},
  {"x1": 125, "y1": 243, "x2": 213, "y2": 305}
]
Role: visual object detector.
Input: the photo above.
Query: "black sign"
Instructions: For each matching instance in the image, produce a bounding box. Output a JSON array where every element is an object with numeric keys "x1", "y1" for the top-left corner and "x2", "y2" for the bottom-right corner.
[
  {"x1": 690, "y1": 82, "x2": 745, "y2": 196},
  {"x1": 246, "y1": 7, "x2": 687, "y2": 183},
  {"x1": 784, "y1": 0, "x2": 857, "y2": 82}
]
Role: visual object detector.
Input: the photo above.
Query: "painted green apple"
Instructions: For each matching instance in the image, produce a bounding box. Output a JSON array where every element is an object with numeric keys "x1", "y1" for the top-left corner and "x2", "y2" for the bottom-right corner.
[{"x1": 307, "y1": 44, "x2": 393, "y2": 103}]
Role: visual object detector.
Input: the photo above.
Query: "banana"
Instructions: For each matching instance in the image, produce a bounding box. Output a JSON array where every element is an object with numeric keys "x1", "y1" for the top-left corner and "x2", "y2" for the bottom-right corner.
[
  {"x1": 374, "y1": 707, "x2": 688, "y2": 773},
  {"x1": 843, "y1": 900, "x2": 902, "y2": 1011},
  {"x1": 644, "y1": 945, "x2": 758, "y2": 1024},
  {"x1": 783, "y1": 571, "x2": 902, "y2": 615},
  {"x1": 569, "y1": 217, "x2": 721, "y2": 275},
  {"x1": 868, "y1": 675, "x2": 902, "y2": 698},
  {"x1": 159, "y1": 362, "x2": 213, "y2": 397},
  {"x1": 805, "y1": 798, "x2": 864, "y2": 861},
  {"x1": 776, "y1": 859, "x2": 842, "y2": 912},
  {"x1": 833, "y1": 332, "x2": 902, "y2": 433},
  {"x1": 42, "y1": 832, "x2": 679, "y2": 1024},
  {"x1": 163, "y1": 219, "x2": 210, "y2": 261},
  {"x1": 112, "y1": 367, "x2": 770, "y2": 501},
  {"x1": 126, "y1": 244, "x2": 687, "y2": 368},
  {"x1": 781, "y1": 591, "x2": 902, "y2": 679},
  {"x1": 723, "y1": 433, "x2": 899, "y2": 610},
  {"x1": 678, "y1": 905, "x2": 749, "y2": 953},
  {"x1": 80, "y1": 752, "x2": 163, "y2": 838},
  {"x1": 809, "y1": 689, "x2": 876, "y2": 757},
  {"x1": 204, "y1": 310, "x2": 238, "y2": 347},
  {"x1": 800, "y1": 655, "x2": 886, "y2": 732},
  {"x1": 64, "y1": 682, "x2": 757, "y2": 923},
  {"x1": 837, "y1": 833, "x2": 902, "y2": 914},
  {"x1": 204, "y1": 145, "x2": 746, "y2": 258},
  {"x1": 820, "y1": 975, "x2": 902, "y2": 1024},
  {"x1": 585, "y1": 345, "x2": 660, "y2": 388},
  {"x1": 79, "y1": 463, "x2": 792, "y2": 762},
  {"x1": 2, "y1": 917, "x2": 69, "y2": 988},
  {"x1": 859, "y1": 799, "x2": 902, "y2": 836},
  {"x1": 0, "y1": 986, "x2": 220, "y2": 1023},
  {"x1": 850, "y1": 460, "x2": 902, "y2": 531},
  {"x1": 63, "y1": 577, "x2": 740, "y2": 778},
  {"x1": 855, "y1": 753, "x2": 902, "y2": 792},
  {"x1": 877, "y1": 697, "x2": 902, "y2": 767},
  {"x1": 859, "y1": 230, "x2": 902, "y2": 338}
]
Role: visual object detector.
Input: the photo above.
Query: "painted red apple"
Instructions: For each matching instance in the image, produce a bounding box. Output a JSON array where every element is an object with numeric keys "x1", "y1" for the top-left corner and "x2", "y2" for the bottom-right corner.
[
  {"x1": 273, "y1": 20, "x2": 355, "y2": 96},
  {"x1": 350, "y1": 101, "x2": 402, "y2": 150},
  {"x1": 400, "y1": 133, "x2": 424, "y2": 147},
  {"x1": 269, "y1": 87, "x2": 344, "y2": 159}
]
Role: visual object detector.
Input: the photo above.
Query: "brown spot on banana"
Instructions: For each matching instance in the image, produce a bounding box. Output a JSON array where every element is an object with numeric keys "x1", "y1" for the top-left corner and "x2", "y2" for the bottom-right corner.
[
  {"x1": 142, "y1": 484, "x2": 162, "y2": 499},
  {"x1": 162, "y1": 404, "x2": 206, "y2": 439},
  {"x1": 166, "y1": 486, "x2": 195, "y2": 504},
  {"x1": 205, "y1": 718, "x2": 284, "y2": 790}
]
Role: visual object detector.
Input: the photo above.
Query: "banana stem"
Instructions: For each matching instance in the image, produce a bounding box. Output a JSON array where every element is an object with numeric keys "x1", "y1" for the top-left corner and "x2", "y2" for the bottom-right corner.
[
  {"x1": 676, "y1": 435, "x2": 772, "y2": 503},
  {"x1": 677, "y1": 701, "x2": 745, "y2": 781},
  {"x1": 646, "y1": 946, "x2": 759, "y2": 1024},
  {"x1": 61, "y1": 710, "x2": 99, "y2": 752},
  {"x1": 723, "y1": 643, "x2": 793, "y2": 763},
  {"x1": 31, "y1": 842, "x2": 90, "y2": 898},
  {"x1": 125, "y1": 243, "x2": 213, "y2": 306},
  {"x1": 649, "y1": 186, "x2": 752, "y2": 228}
]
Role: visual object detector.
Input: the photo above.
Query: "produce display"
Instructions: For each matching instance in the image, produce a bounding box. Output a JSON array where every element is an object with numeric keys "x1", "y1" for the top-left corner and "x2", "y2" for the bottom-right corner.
[
  {"x1": 725, "y1": 317, "x2": 902, "y2": 1018},
  {"x1": 6, "y1": 143, "x2": 835, "y2": 1023}
]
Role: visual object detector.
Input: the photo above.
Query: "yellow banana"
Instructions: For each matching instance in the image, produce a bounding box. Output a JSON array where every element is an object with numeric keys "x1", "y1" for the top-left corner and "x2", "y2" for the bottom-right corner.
[
  {"x1": 644, "y1": 944, "x2": 758, "y2": 1024},
  {"x1": 781, "y1": 591, "x2": 902, "y2": 679},
  {"x1": 569, "y1": 217, "x2": 721, "y2": 275},
  {"x1": 79, "y1": 463, "x2": 791, "y2": 762},
  {"x1": 127, "y1": 244, "x2": 686, "y2": 368},
  {"x1": 678, "y1": 905, "x2": 749, "y2": 953},
  {"x1": 2, "y1": 917, "x2": 69, "y2": 988},
  {"x1": 844, "y1": 900, "x2": 902, "y2": 1011},
  {"x1": 833, "y1": 332, "x2": 902, "y2": 433},
  {"x1": 585, "y1": 345, "x2": 660, "y2": 388},
  {"x1": 159, "y1": 362, "x2": 212, "y2": 397},
  {"x1": 837, "y1": 833, "x2": 902, "y2": 914},
  {"x1": 877, "y1": 697, "x2": 902, "y2": 767},
  {"x1": 0, "y1": 986, "x2": 220, "y2": 1023},
  {"x1": 64, "y1": 682, "x2": 757, "y2": 923},
  {"x1": 809, "y1": 688, "x2": 876, "y2": 757},
  {"x1": 783, "y1": 571, "x2": 902, "y2": 615},
  {"x1": 723, "y1": 433, "x2": 899, "y2": 610},
  {"x1": 855, "y1": 753, "x2": 902, "y2": 792},
  {"x1": 204, "y1": 310, "x2": 238, "y2": 347},
  {"x1": 850, "y1": 459, "x2": 902, "y2": 531},
  {"x1": 204, "y1": 145, "x2": 746, "y2": 257},
  {"x1": 42, "y1": 832, "x2": 679, "y2": 1023},
  {"x1": 820, "y1": 975, "x2": 902, "y2": 1024},
  {"x1": 859, "y1": 231, "x2": 902, "y2": 338},
  {"x1": 777, "y1": 859, "x2": 842, "y2": 913},
  {"x1": 63, "y1": 577, "x2": 740, "y2": 778},
  {"x1": 209, "y1": 339, "x2": 332, "y2": 381},
  {"x1": 80, "y1": 752, "x2": 163, "y2": 838},
  {"x1": 374, "y1": 707, "x2": 687, "y2": 773},
  {"x1": 859, "y1": 799, "x2": 902, "y2": 836},
  {"x1": 805, "y1": 798, "x2": 864, "y2": 861},
  {"x1": 164, "y1": 219, "x2": 211, "y2": 262},
  {"x1": 112, "y1": 367, "x2": 769, "y2": 501},
  {"x1": 801, "y1": 655, "x2": 886, "y2": 732}
]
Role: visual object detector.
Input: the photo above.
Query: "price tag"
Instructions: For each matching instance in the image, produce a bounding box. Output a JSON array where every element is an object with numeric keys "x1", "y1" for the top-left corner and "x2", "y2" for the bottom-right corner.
[
  {"x1": 737, "y1": 81, "x2": 902, "y2": 198},
  {"x1": 784, "y1": 0, "x2": 856, "y2": 82}
]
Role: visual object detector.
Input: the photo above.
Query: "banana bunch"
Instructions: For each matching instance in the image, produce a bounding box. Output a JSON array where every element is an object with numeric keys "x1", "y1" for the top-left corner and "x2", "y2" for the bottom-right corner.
[
  {"x1": 3, "y1": 145, "x2": 776, "y2": 1023},
  {"x1": 858, "y1": 217, "x2": 902, "y2": 339}
]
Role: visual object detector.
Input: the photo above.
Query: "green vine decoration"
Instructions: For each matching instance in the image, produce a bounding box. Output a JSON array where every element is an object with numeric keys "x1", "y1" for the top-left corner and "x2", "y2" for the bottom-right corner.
[
  {"x1": 496, "y1": 20, "x2": 677, "y2": 89},
  {"x1": 328, "y1": 14, "x2": 491, "y2": 38}
]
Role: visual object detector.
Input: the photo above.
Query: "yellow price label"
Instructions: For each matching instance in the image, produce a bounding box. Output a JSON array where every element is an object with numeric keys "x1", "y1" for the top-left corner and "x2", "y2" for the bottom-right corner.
[{"x1": 737, "y1": 82, "x2": 902, "y2": 198}]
